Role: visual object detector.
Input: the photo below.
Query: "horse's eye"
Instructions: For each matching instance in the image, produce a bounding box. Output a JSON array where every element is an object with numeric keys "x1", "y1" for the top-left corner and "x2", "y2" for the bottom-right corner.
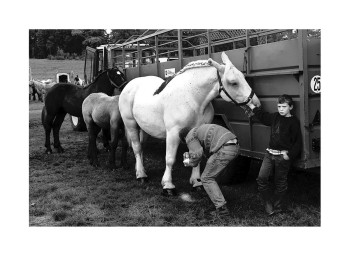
[{"x1": 232, "y1": 82, "x2": 238, "y2": 86}]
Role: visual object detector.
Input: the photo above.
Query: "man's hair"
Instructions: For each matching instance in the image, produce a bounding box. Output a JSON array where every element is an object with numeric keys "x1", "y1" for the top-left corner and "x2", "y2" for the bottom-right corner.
[
  {"x1": 179, "y1": 127, "x2": 192, "y2": 143},
  {"x1": 278, "y1": 94, "x2": 294, "y2": 107}
]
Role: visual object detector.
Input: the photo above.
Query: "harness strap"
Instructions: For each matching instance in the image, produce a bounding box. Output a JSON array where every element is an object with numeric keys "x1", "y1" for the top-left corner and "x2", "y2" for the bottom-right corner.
[
  {"x1": 107, "y1": 70, "x2": 126, "y2": 89},
  {"x1": 217, "y1": 70, "x2": 255, "y2": 106}
]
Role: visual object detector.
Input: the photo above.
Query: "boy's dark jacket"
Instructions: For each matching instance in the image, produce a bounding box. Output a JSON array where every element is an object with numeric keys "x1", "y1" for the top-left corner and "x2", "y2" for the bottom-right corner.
[{"x1": 252, "y1": 107, "x2": 302, "y2": 160}]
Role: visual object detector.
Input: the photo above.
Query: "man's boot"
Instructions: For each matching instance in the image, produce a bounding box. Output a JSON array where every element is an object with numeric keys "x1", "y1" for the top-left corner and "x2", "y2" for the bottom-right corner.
[
  {"x1": 274, "y1": 191, "x2": 286, "y2": 214},
  {"x1": 260, "y1": 190, "x2": 275, "y2": 216}
]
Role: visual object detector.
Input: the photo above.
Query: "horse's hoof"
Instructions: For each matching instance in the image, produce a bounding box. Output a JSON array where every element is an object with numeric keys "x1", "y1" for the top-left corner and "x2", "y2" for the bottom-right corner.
[
  {"x1": 109, "y1": 164, "x2": 119, "y2": 171},
  {"x1": 137, "y1": 177, "x2": 148, "y2": 184},
  {"x1": 162, "y1": 188, "x2": 177, "y2": 197},
  {"x1": 56, "y1": 147, "x2": 64, "y2": 153},
  {"x1": 192, "y1": 185, "x2": 203, "y2": 192},
  {"x1": 45, "y1": 149, "x2": 52, "y2": 154}
]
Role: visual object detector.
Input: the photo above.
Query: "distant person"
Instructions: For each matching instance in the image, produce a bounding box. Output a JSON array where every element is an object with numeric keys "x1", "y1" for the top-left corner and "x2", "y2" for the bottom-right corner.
[
  {"x1": 179, "y1": 124, "x2": 240, "y2": 221},
  {"x1": 74, "y1": 75, "x2": 80, "y2": 85},
  {"x1": 247, "y1": 94, "x2": 302, "y2": 216}
]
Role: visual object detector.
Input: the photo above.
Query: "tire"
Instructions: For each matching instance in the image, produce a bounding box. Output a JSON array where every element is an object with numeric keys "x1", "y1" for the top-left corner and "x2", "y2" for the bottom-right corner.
[{"x1": 69, "y1": 115, "x2": 87, "y2": 131}]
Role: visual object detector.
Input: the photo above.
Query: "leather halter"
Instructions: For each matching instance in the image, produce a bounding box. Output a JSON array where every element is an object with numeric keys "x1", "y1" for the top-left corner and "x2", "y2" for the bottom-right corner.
[
  {"x1": 217, "y1": 71, "x2": 255, "y2": 106},
  {"x1": 107, "y1": 69, "x2": 125, "y2": 89}
]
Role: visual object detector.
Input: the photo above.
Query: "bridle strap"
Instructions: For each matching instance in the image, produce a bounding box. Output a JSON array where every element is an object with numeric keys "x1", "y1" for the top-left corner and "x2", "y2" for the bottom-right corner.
[
  {"x1": 217, "y1": 70, "x2": 255, "y2": 106},
  {"x1": 107, "y1": 69, "x2": 125, "y2": 89}
]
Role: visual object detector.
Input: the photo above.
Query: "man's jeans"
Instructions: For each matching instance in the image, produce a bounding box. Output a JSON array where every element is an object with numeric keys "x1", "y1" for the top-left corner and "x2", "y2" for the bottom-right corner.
[
  {"x1": 201, "y1": 144, "x2": 240, "y2": 209},
  {"x1": 257, "y1": 152, "x2": 291, "y2": 194}
]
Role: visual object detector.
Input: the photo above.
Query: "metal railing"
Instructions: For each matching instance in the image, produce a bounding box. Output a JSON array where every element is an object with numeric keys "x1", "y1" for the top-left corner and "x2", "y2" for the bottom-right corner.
[{"x1": 109, "y1": 29, "x2": 319, "y2": 70}]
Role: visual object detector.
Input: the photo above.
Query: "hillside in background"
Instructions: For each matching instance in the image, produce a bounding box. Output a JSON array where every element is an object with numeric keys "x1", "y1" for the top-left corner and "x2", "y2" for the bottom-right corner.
[{"x1": 29, "y1": 59, "x2": 85, "y2": 81}]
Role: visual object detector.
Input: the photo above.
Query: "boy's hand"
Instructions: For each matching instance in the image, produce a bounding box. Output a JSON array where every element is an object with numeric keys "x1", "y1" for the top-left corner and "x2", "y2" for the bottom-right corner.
[
  {"x1": 281, "y1": 150, "x2": 290, "y2": 160},
  {"x1": 246, "y1": 101, "x2": 256, "y2": 110}
]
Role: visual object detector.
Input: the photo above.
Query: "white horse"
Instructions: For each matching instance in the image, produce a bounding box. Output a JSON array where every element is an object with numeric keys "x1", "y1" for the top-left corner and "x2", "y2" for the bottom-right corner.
[{"x1": 118, "y1": 52, "x2": 261, "y2": 195}]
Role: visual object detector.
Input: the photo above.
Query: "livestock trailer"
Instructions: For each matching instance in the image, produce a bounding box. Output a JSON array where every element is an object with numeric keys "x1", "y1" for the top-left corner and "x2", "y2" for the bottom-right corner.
[{"x1": 84, "y1": 29, "x2": 320, "y2": 171}]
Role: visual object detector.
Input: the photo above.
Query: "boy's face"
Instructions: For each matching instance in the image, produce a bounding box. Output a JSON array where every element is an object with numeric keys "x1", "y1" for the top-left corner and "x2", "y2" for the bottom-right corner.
[{"x1": 277, "y1": 102, "x2": 293, "y2": 117}]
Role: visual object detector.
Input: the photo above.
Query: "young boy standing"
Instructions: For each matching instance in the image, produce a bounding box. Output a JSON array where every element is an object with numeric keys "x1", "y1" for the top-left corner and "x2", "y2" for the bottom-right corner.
[
  {"x1": 247, "y1": 94, "x2": 302, "y2": 216},
  {"x1": 179, "y1": 124, "x2": 240, "y2": 220}
]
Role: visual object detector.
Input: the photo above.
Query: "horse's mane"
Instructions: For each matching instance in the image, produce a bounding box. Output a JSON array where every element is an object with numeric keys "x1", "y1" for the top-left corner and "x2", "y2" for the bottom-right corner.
[
  {"x1": 153, "y1": 60, "x2": 211, "y2": 95},
  {"x1": 177, "y1": 60, "x2": 211, "y2": 75},
  {"x1": 83, "y1": 68, "x2": 122, "y2": 89},
  {"x1": 153, "y1": 76, "x2": 175, "y2": 95}
]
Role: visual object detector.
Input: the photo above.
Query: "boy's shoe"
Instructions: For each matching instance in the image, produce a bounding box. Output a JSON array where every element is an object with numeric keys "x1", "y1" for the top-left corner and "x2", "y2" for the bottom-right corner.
[
  {"x1": 260, "y1": 190, "x2": 275, "y2": 216},
  {"x1": 273, "y1": 192, "x2": 286, "y2": 214},
  {"x1": 209, "y1": 204, "x2": 231, "y2": 220}
]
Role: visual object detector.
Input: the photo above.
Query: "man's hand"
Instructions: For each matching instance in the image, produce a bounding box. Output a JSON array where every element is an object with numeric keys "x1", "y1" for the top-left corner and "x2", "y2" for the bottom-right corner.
[{"x1": 281, "y1": 150, "x2": 290, "y2": 160}]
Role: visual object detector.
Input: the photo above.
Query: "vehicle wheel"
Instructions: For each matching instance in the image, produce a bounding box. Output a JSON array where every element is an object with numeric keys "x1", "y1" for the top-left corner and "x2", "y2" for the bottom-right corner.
[{"x1": 70, "y1": 115, "x2": 87, "y2": 131}]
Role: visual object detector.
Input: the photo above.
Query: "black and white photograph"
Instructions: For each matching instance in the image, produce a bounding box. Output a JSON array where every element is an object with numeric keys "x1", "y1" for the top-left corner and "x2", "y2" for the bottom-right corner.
[
  {"x1": 28, "y1": 28, "x2": 321, "y2": 227},
  {"x1": 2, "y1": 0, "x2": 350, "y2": 255}
]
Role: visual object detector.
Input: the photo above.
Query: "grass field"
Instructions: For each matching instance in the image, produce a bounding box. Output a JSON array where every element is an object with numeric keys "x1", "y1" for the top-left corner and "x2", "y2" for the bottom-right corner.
[{"x1": 29, "y1": 59, "x2": 85, "y2": 81}]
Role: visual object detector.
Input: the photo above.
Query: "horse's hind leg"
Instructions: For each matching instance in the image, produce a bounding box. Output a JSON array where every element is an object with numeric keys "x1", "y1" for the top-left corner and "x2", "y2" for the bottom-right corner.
[
  {"x1": 125, "y1": 124, "x2": 147, "y2": 182},
  {"x1": 108, "y1": 125, "x2": 119, "y2": 170},
  {"x1": 102, "y1": 128, "x2": 111, "y2": 152},
  {"x1": 52, "y1": 111, "x2": 67, "y2": 153},
  {"x1": 87, "y1": 121, "x2": 101, "y2": 167},
  {"x1": 120, "y1": 128, "x2": 129, "y2": 169},
  {"x1": 41, "y1": 106, "x2": 54, "y2": 154}
]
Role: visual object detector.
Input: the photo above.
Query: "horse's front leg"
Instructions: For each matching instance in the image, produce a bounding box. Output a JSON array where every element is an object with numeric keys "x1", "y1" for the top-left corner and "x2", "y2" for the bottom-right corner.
[
  {"x1": 41, "y1": 107, "x2": 53, "y2": 154},
  {"x1": 161, "y1": 131, "x2": 180, "y2": 196},
  {"x1": 189, "y1": 165, "x2": 203, "y2": 191},
  {"x1": 52, "y1": 111, "x2": 67, "y2": 153}
]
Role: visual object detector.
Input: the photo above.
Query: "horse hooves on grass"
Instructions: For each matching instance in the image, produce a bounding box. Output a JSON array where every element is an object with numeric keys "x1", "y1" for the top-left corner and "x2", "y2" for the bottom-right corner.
[
  {"x1": 137, "y1": 177, "x2": 148, "y2": 184},
  {"x1": 56, "y1": 147, "x2": 64, "y2": 153},
  {"x1": 45, "y1": 149, "x2": 53, "y2": 154},
  {"x1": 162, "y1": 188, "x2": 177, "y2": 197},
  {"x1": 192, "y1": 185, "x2": 204, "y2": 192}
]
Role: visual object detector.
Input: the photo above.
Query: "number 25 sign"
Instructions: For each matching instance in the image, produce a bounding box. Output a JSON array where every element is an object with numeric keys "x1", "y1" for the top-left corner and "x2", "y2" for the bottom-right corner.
[{"x1": 310, "y1": 75, "x2": 320, "y2": 94}]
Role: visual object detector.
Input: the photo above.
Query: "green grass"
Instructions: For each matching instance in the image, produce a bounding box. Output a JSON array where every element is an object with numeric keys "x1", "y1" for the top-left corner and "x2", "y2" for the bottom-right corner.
[
  {"x1": 29, "y1": 59, "x2": 85, "y2": 81},
  {"x1": 29, "y1": 101, "x2": 320, "y2": 226}
]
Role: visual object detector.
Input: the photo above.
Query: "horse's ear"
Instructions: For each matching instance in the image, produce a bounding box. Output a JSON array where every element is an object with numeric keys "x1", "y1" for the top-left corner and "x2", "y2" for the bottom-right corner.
[
  {"x1": 208, "y1": 58, "x2": 225, "y2": 73},
  {"x1": 221, "y1": 52, "x2": 233, "y2": 66}
]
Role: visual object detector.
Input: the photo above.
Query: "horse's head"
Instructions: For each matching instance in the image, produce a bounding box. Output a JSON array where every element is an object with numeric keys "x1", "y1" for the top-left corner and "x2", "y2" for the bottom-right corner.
[
  {"x1": 208, "y1": 52, "x2": 261, "y2": 111},
  {"x1": 107, "y1": 67, "x2": 127, "y2": 89}
]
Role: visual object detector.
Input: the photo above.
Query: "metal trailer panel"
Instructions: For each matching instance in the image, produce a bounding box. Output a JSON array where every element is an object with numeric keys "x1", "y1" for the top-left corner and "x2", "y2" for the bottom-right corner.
[
  {"x1": 250, "y1": 39, "x2": 299, "y2": 71},
  {"x1": 212, "y1": 50, "x2": 245, "y2": 71},
  {"x1": 159, "y1": 60, "x2": 181, "y2": 79},
  {"x1": 103, "y1": 30, "x2": 320, "y2": 170},
  {"x1": 140, "y1": 63, "x2": 158, "y2": 77}
]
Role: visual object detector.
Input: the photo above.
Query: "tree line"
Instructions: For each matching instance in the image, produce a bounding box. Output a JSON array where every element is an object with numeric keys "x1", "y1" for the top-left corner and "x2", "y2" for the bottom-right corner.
[
  {"x1": 29, "y1": 29, "x2": 320, "y2": 59},
  {"x1": 29, "y1": 29, "x2": 147, "y2": 59}
]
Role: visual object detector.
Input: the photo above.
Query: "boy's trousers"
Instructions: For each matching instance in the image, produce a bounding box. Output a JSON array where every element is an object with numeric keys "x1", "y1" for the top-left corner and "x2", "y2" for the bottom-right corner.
[{"x1": 256, "y1": 152, "x2": 291, "y2": 194}]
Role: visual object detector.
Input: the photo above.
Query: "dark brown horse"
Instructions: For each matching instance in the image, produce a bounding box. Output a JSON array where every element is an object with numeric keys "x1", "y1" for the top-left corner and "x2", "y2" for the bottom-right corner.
[
  {"x1": 41, "y1": 68, "x2": 126, "y2": 154},
  {"x1": 82, "y1": 93, "x2": 128, "y2": 170}
]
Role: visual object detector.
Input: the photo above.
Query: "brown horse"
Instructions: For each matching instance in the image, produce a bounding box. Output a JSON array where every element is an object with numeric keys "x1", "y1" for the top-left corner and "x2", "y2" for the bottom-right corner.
[
  {"x1": 82, "y1": 93, "x2": 128, "y2": 170},
  {"x1": 41, "y1": 68, "x2": 126, "y2": 154}
]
